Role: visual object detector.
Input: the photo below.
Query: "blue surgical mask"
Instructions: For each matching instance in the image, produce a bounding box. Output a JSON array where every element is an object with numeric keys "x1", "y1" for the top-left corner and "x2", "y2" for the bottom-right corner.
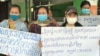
[
  {"x1": 82, "y1": 9, "x2": 90, "y2": 15},
  {"x1": 10, "y1": 14, "x2": 20, "y2": 21},
  {"x1": 38, "y1": 14, "x2": 48, "y2": 22}
]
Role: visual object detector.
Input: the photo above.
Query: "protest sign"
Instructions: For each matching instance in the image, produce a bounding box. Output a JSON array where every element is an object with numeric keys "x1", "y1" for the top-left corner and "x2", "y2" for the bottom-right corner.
[
  {"x1": 42, "y1": 27, "x2": 99, "y2": 56},
  {"x1": 78, "y1": 16, "x2": 100, "y2": 26},
  {"x1": 0, "y1": 27, "x2": 41, "y2": 56}
]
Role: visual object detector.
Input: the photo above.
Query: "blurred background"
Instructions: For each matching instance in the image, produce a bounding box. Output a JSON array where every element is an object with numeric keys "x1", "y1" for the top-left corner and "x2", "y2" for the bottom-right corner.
[{"x1": 0, "y1": 0, "x2": 99, "y2": 23}]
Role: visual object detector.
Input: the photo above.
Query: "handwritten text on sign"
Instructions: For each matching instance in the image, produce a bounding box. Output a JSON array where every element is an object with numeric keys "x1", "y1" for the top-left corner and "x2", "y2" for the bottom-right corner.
[
  {"x1": 78, "y1": 16, "x2": 100, "y2": 26},
  {"x1": 42, "y1": 27, "x2": 99, "y2": 56},
  {"x1": 0, "y1": 27, "x2": 41, "y2": 56}
]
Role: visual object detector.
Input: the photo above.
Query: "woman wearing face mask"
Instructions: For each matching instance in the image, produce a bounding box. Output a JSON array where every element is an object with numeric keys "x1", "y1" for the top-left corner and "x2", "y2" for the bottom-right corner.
[
  {"x1": 29, "y1": 6, "x2": 58, "y2": 51},
  {"x1": 80, "y1": 0, "x2": 91, "y2": 15},
  {"x1": 29, "y1": 6, "x2": 58, "y2": 34},
  {"x1": 0, "y1": 4, "x2": 28, "y2": 56},
  {"x1": 0, "y1": 5, "x2": 28, "y2": 31},
  {"x1": 62, "y1": 6, "x2": 82, "y2": 27}
]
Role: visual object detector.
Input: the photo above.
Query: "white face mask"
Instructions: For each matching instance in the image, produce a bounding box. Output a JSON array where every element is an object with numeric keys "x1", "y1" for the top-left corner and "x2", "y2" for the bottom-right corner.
[{"x1": 67, "y1": 17, "x2": 77, "y2": 24}]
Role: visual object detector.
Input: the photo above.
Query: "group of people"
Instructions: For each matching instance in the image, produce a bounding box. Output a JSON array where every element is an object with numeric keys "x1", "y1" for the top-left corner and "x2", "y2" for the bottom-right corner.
[
  {"x1": 0, "y1": 0, "x2": 91, "y2": 33},
  {"x1": 0, "y1": 0, "x2": 92, "y2": 56}
]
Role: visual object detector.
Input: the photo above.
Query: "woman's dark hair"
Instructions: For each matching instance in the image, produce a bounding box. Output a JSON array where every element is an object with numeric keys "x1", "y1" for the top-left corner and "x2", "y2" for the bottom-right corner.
[
  {"x1": 80, "y1": 0, "x2": 91, "y2": 8},
  {"x1": 9, "y1": 4, "x2": 21, "y2": 13},
  {"x1": 36, "y1": 6, "x2": 49, "y2": 15},
  {"x1": 0, "y1": 53, "x2": 7, "y2": 56},
  {"x1": 35, "y1": 6, "x2": 49, "y2": 20}
]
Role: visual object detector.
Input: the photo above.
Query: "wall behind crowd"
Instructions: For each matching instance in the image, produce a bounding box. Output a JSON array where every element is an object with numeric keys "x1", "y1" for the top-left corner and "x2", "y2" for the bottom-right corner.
[
  {"x1": 50, "y1": 1, "x2": 73, "y2": 22},
  {"x1": 73, "y1": 0, "x2": 83, "y2": 15}
]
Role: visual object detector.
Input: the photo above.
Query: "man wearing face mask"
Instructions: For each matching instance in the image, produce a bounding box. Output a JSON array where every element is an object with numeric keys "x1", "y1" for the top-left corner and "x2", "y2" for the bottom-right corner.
[
  {"x1": 0, "y1": 5, "x2": 28, "y2": 31},
  {"x1": 62, "y1": 6, "x2": 82, "y2": 27},
  {"x1": 80, "y1": 0, "x2": 91, "y2": 16}
]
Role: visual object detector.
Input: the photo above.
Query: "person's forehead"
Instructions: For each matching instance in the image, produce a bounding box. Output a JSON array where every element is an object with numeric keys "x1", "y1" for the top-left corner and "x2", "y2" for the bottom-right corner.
[
  {"x1": 10, "y1": 7, "x2": 19, "y2": 11},
  {"x1": 11, "y1": 7, "x2": 19, "y2": 9},
  {"x1": 83, "y1": 4, "x2": 90, "y2": 7},
  {"x1": 38, "y1": 8, "x2": 46, "y2": 11}
]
